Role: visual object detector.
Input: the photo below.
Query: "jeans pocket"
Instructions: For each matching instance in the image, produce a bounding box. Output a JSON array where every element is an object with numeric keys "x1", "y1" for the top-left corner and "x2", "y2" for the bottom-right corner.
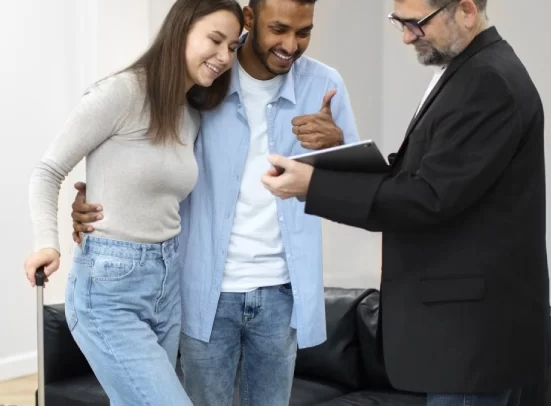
[
  {"x1": 65, "y1": 273, "x2": 78, "y2": 331},
  {"x1": 92, "y1": 255, "x2": 138, "y2": 281}
]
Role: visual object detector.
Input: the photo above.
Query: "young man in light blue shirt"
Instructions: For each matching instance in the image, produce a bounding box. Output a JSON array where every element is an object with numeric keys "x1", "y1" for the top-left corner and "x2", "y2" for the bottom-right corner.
[{"x1": 70, "y1": 0, "x2": 359, "y2": 404}]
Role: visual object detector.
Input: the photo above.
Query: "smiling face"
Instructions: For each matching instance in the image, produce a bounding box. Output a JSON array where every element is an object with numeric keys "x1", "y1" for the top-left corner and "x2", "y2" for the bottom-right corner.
[
  {"x1": 247, "y1": 0, "x2": 315, "y2": 77},
  {"x1": 185, "y1": 9, "x2": 242, "y2": 89}
]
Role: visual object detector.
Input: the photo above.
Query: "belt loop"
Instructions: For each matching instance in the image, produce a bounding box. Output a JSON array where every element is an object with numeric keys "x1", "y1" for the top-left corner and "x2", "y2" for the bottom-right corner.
[
  {"x1": 174, "y1": 236, "x2": 179, "y2": 252},
  {"x1": 140, "y1": 246, "x2": 146, "y2": 265}
]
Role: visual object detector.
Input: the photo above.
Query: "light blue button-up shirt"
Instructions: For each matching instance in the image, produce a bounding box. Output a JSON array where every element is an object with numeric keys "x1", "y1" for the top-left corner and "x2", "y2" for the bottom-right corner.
[{"x1": 178, "y1": 42, "x2": 359, "y2": 349}]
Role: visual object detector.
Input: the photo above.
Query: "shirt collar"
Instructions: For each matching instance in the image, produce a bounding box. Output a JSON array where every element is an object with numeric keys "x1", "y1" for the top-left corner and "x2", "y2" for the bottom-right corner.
[{"x1": 227, "y1": 33, "x2": 296, "y2": 105}]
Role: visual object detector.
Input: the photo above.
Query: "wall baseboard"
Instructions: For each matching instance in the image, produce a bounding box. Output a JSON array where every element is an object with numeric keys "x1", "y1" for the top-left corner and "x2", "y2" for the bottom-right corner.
[{"x1": 0, "y1": 351, "x2": 37, "y2": 382}]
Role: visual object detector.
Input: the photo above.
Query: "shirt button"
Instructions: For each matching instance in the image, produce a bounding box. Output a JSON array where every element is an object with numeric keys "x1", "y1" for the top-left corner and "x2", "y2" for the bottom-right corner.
[
  {"x1": 293, "y1": 290, "x2": 298, "y2": 295},
  {"x1": 267, "y1": 104, "x2": 272, "y2": 109},
  {"x1": 279, "y1": 216, "x2": 284, "y2": 221}
]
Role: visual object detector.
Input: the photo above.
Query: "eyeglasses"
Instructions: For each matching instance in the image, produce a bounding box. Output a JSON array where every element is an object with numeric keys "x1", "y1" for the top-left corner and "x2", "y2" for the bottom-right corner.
[{"x1": 388, "y1": 0, "x2": 455, "y2": 38}]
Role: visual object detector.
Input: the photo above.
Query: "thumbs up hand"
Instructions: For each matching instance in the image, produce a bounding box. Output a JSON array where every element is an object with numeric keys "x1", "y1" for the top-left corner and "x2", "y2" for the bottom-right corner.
[
  {"x1": 319, "y1": 88, "x2": 336, "y2": 114},
  {"x1": 291, "y1": 89, "x2": 344, "y2": 150}
]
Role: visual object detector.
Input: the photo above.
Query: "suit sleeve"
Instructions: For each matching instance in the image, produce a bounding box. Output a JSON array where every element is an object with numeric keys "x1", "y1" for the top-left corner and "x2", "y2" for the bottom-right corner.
[{"x1": 304, "y1": 69, "x2": 522, "y2": 231}]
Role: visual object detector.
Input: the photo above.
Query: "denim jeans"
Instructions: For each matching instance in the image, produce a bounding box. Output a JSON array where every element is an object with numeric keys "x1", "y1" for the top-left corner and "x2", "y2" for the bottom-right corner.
[
  {"x1": 427, "y1": 389, "x2": 522, "y2": 406},
  {"x1": 66, "y1": 235, "x2": 192, "y2": 406},
  {"x1": 179, "y1": 283, "x2": 297, "y2": 406}
]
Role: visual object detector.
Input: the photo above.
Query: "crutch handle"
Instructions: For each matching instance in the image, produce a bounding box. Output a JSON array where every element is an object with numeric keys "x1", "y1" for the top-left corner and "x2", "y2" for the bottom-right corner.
[{"x1": 36, "y1": 267, "x2": 46, "y2": 287}]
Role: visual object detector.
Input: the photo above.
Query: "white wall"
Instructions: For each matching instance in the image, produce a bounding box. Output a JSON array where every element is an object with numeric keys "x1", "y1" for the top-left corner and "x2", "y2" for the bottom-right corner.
[
  {"x1": 305, "y1": 2, "x2": 385, "y2": 289},
  {"x1": 148, "y1": 0, "x2": 177, "y2": 33},
  {"x1": 0, "y1": 0, "x2": 76, "y2": 382},
  {"x1": 0, "y1": 0, "x2": 153, "y2": 382}
]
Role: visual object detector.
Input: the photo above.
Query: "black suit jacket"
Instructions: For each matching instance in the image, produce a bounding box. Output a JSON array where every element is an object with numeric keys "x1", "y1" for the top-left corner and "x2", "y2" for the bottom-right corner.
[{"x1": 305, "y1": 27, "x2": 550, "y2": 394}]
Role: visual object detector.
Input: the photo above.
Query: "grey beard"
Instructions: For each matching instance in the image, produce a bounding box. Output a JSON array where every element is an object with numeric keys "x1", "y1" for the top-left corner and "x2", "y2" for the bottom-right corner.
[
  {"x1": 416, "y1": 23, "x2": 464, "y2": 66},
  {"x1": 416, "y1": 44, "x2": 460, "y2": 65}
]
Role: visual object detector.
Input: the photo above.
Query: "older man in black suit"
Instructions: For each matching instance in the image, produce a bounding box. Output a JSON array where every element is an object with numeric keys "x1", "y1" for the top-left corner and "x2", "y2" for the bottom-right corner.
[{"x1": 262, "y1": 1, "x2": 549, "y2": 405}]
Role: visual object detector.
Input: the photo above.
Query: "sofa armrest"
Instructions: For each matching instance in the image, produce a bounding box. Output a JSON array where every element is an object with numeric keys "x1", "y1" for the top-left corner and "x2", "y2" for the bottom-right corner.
[
  {"x1": 356, "y1": 289, "x2": 392, "y2": 390},
  {"x1": 43, "y1": 303, "x2": 92, "y2": 384},
  {"x1": 294, "y1": 287, "x2": 371, "y2": 389}
]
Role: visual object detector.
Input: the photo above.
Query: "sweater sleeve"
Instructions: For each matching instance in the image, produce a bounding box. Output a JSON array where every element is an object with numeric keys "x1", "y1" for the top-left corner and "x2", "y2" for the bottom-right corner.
[{"x1": 29, "y1": 74, "x2": 134, "y2": 252}]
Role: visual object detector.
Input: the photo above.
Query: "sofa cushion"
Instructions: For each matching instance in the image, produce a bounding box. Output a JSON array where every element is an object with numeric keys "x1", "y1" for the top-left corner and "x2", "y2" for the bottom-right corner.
[
  {"x1": 42, "y1": 362, "x2": 185, "y2": 406},
  {"x1": 294, "y1": 287, "x2": 371, "y2": 389},
  {"x1": 40, "y1": 344, "x2": 185, "y2": 405},
  {"x1": 44, "y1": 375, "x2": 109, "y2": 406},
  {"x1": 315, "y1": 389, "x2": 426, "y2": 406},
  {"x1": 44, "y1": 303, "x2": 92, "y2": 384},
  {"x1": 290, "y1": 377, "x2": 351, "y2": 406},
  {"x1": 356, "y1": 289, "x2": 392, "y2": 390}
]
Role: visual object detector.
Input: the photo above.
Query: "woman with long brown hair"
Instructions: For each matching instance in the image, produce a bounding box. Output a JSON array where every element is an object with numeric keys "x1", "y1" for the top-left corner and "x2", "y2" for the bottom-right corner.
[{"x1": 24, "y1": 0, "x2": 244, "y2": 404}]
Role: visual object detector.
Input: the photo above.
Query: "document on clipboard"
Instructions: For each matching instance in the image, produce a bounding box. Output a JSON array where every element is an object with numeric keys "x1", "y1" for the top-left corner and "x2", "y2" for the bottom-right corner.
[{"x1": 289, "y1": 139, "x2": 389, "y2": 173}]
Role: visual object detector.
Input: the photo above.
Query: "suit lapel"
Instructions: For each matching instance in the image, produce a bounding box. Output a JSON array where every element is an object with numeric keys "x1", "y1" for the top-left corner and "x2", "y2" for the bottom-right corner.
[
  {"x1": 403, "y1": 105, "x2": 421, "y2": 139},
  {"x1": 391, "y1": 26, "x2": 504, "y2": 167},
  {"x1": 404, "y1": 66, "x2": 450, "y2": 137}
]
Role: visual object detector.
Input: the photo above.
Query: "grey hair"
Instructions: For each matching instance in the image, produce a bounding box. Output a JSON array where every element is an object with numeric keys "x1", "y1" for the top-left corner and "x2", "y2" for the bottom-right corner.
[{"x1": 426, "y1": 0, "x2": 488, "y2": 16}]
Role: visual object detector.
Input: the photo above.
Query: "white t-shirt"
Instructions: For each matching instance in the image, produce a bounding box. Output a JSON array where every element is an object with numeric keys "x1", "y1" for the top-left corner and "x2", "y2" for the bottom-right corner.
[
  {"x1": 221, "y1": 60, "x2": 290, "y2": 293},
  {"x1": 416, "y1": 65, "x2": 447, "y2": 116}
]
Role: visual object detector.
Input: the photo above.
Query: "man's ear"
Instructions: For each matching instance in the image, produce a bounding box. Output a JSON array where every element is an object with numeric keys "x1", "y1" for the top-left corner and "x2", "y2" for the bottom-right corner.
[
  {"x1": 243, "y1": 6, "x2": 254, "y2": 32},
  {"x1": 458, "y1": 0, "x2": 478, "y2": 29}
]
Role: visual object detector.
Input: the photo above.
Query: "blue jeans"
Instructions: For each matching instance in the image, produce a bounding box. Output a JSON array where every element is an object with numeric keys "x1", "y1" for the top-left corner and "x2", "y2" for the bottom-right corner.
[
  {"x1": 427, "y1": 389, "x2": 522, "y2": 406},
  {"x1": 66, "y1": 235, "x2": 192, "y2": 406},
  {"x1": 179, "y1": 283, "x2": 297, "y2": 406}
]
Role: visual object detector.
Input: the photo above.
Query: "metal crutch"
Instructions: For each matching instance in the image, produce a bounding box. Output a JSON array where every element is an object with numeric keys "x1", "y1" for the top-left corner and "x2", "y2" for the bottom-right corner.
[{"x1": 36, "y1": 266, "x2": 46, "y2": 406}]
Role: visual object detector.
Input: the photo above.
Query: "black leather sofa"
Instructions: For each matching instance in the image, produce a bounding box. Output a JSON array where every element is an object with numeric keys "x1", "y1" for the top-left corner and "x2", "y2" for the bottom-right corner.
[{"x1": 37, "y1": 287, "x2": 550, "y2": 405}]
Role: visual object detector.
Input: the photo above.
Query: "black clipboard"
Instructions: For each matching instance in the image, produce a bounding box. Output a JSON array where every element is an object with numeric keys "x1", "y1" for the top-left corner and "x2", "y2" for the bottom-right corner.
[
  {"x1": 278, "y1": 140, "x2": 389, "y2": 201},
  {"x1": 290, "y1": 139, "x2": 389, "y2": 173}
]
